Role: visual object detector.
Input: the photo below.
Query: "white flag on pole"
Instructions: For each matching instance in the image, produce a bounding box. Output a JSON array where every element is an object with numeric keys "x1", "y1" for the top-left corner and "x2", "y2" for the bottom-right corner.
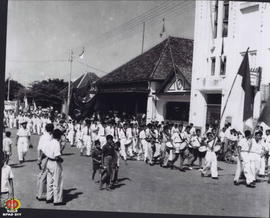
[{"x1": 79, "y1": 47, "x2": 85, "y2": 59}]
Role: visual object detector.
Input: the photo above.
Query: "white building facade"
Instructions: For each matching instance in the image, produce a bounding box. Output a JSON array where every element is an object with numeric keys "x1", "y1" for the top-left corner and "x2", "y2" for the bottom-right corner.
[{"x1": 189, "y1": 1, "x2": 270, "y2": 131}]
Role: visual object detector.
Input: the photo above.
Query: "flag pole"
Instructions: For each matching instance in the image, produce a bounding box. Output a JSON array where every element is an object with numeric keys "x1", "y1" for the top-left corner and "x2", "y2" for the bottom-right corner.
[
  {"x1": 141, "y1": 22, "x2": 145, "y2": 54},
  {"x1": 66, "y1": 49, "x2": 73, "y2": 120},
  {"x1": 7, "y1": 73, "x2": 11, "y2": 101},
  {"x1": 212, "y1": 47, "x2": 250, "y2": 144}
]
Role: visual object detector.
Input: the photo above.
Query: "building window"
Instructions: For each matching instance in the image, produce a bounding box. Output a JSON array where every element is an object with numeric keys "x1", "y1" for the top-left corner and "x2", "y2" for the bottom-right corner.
[
  {"x1": 211, "y1": 57, "x2": 216, "y2": 75},
  {"x1": 220, "y1": 56, "x2": 227, "y2": 75},
  {"x1": 222, "y1": 0, "x2": 229, "y2": 37},
  {"x1": 214, "y1": 0, "x2": 219, "y2": 38}
]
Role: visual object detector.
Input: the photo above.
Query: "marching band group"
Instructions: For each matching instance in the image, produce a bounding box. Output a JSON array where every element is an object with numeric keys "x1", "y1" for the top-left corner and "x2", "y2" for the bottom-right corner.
[{"x1": 1, "y1": 110, "x2": 270, "y2": 206}]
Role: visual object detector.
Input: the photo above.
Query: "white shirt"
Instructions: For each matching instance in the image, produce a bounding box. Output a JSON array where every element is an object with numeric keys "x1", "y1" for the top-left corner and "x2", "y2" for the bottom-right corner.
[
  {"x1": 139, "y1": 130, "x2": 146, "y2": 139},
  {"x1": 1, "y1": 164, "x2": 14, "y2": 193},
  {"x1": 43, "y1": 139, "x2": 61, "y2": 159},
  {"x1": 3, "y1": 137, "x2": 12, "y2": 153},
  {"x1": 250, "y1": 139, "x2": 263, "y2": 157},
  {"x1": 238, "y1": 138, "x2": 250, "y2": 152},
  {"x1": 172, "y1": 132, "x2": 183, "y2": 143},
  {"x1": 191, "y1": 136, "x2": 201, "y2": 148},
  {"x1": 118, "y1": 128, "x2": 126, "y2": 140},
  {"x1": 17, "y1": 128, "x2": 30, "y2": 138},
  {"x1": 98, "y1": 126, "x2": 105, "y2": 136},
  {"x1": 37, "y1": 132, "x2": 53, "y2": 152},
  {"x1": 126, "y1": 128, "x2": 132, "y2": 139}
]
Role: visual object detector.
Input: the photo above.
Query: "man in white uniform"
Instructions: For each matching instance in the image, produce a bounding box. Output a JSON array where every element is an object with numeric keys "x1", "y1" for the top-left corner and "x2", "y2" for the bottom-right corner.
[
  {"x1": 16, "y1": 121, "x2": 31, "y2": 163},
  {"x1": 36, "y1": 123, "x2": 54, "y2": 200},
  {"x1": 44, "y1": 129, "x2": 64, "y2": 206},
  {"x1": 200, "y1": 132, "x2": 218, "y2": 179},
  {"x1": 249, "y1": 131, "x2": 264, "y2": 185},
  {"x1": 233, "y1": 130, "x2": 254, "y2": 187}
]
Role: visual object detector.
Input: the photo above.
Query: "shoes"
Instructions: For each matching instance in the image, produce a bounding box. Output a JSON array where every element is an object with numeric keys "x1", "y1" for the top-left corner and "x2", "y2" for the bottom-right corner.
[
  {"x1": 36, "y1": 197, "x2": 46, "y2": 201},
  {"x1": 179, "y1": 168, "x2": 185, "y2": 172},
  {"x1": 233, "y1": 181, "x2": 240, "y2": 186},
  {"x1": 187, "y1": 167, "x2": 193, "y2": 170},
  {"x1": 54, "y1": 202, "x2": 66, "y2": 206},
  {"x1": 201, "y1": 172, "x2": 205, "y2": 177},
  {"x1": 212, "y1": 177, "x2": 218, "y2": 180},
  {"x1": 246, "y1": 183, "x2": 256, "y2": 188},
  {"x1": 46, "y1": 199, "x2": 53, "y2": 203}
]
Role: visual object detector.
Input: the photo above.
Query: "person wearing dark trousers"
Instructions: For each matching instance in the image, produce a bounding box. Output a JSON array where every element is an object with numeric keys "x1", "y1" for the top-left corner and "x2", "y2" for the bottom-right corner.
[
  {"x1": 91, "y1": 140, "x2": 102, "y2": 182},
  {"x1": 100, "y1": 135, "x2": 115, "y2": 191}
]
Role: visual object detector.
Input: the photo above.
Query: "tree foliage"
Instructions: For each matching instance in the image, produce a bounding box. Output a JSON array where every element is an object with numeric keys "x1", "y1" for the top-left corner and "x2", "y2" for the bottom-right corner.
[
  {"x1": 4, "y1": 79, "x2": 26, "y2": 101},
  {"x1": 29, "y1": 79, "x2": 68, "y2": 111}
]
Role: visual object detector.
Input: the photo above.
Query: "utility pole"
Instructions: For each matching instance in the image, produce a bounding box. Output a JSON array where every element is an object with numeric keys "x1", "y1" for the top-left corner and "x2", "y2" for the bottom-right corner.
[
  {"x1": 141, "y1": 22, "x2": 145, "y2": 54},
  {"x1": 66, "y1": 49, "x2": 73, "y2": 118},
  {"x1": 7, "y1": 72, "x2": 11, "y2": 101}
]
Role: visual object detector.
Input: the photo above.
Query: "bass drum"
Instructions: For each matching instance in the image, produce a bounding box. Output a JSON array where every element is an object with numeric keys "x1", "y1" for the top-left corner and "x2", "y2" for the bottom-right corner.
[{"x1": 199, "y1": 146, "x2": 207, "y2": 153}]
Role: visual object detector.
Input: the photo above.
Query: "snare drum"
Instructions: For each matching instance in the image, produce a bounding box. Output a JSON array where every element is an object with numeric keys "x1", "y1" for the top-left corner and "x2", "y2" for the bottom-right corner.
[
  {"x1": 214, "y1": 145, "x2": 221, "y2": 152},
  {"x1": 179, "y1": 141, "x2": 187, "y2": 151},
  {"x1": 165, "y1": 141, "x2": 173, "y2": 148},
  {"x1": 125, "y1": 139, "x2": 132, "y2": 146},
  {"x1": 199, "y1": 146, "x2": 207, "y2": 153}
]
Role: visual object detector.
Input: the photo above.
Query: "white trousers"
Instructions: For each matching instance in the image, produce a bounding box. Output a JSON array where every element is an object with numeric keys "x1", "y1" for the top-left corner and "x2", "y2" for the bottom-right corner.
[
  {"x1": 250, "y1": 154, "x2": 261, "y2": 182},
  {"x1": 120, "y1": 139, "x2": 127, "y2": 160},
  {"x1": 234, "y1": 153, "x2": 253, "y2": 184},
  {"x1": 46, "y1": 160, "x2": 63, "y2": 204},
  {"x1": 82, "y1": 136, "x2": 92, "y2": 156},
  {"x1": 140, "y1": 139, "x2": 149, "y2": 161},
  {"x1": 202, "y1": 151, "x2": 218, "y2": 178},
  {"x1": 259, "y1": 156, "x2": 266, "y2": 176},
  {"x1": 17, "y1": 138, "x2": 29, "y2": 161}
]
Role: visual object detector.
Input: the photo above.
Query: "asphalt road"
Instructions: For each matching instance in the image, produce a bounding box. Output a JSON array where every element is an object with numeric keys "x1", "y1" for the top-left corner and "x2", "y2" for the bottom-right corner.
[{"x1": 4, "y1": 128, "x2": 270, "y2": 217}]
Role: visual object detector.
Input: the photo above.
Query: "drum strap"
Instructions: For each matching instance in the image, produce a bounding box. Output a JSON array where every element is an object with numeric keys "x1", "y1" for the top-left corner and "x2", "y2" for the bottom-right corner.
[{"x1": 178, "y1": 133, "x2": 185, "y2": 143}]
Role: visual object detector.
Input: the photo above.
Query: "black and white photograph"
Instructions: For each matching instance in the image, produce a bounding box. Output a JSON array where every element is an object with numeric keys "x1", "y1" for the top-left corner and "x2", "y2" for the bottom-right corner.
[{"x1": 0, "y1": 0, "x2": 270, "y2": 217}]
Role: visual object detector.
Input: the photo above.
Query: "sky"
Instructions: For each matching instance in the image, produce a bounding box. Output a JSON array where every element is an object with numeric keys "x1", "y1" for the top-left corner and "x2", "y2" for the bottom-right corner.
[{"x1": 6, "y1": 0, "x2": 195, "y2": 87}]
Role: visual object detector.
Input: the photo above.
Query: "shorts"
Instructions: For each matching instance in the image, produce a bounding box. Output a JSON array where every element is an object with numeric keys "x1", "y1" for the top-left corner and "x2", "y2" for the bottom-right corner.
[{"x1": 0, "y1": 192, "x2": 9, "y2": 207}]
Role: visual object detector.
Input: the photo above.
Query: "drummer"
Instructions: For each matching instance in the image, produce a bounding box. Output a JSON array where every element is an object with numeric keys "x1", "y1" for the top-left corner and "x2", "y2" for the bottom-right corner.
[
  {"x1": 200, "y1": 132, "x2": 218, "y2": 179},
  {"x1": 159, "y1": 125, "x2": 172, "y2": 167},
  {"x1": 190, "y1": 129, "x2": 205, "y2": 169}
]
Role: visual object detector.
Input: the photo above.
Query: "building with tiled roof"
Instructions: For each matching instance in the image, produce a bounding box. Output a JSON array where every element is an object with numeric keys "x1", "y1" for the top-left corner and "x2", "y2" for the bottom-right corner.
[{"x1": 95, "y1": 36, "x2": 194, "y2": 123}]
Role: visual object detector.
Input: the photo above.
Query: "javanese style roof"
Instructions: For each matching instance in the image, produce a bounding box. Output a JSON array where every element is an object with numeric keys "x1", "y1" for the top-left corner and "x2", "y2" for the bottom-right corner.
[{"x1": 96, "y1": 36, "x2": 193, "y2": 86}]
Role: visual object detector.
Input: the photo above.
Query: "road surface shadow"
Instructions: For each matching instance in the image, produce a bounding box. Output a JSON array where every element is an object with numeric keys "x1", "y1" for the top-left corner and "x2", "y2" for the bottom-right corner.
[
  {"x1": 10, "y1": 163, "x2": 24, "y2": 168},
  {"x1": 111, "y1": 183, "x2": 126, "y2": 189},
  {"x1": 118, "y1": 177, "x2": 131, "y2": 182},
  {"x1": 25, "y1": 159, "x2": 38, "y2": 162},
  {"x1": 63, "y1": 188, "x2": 83, "y2": 204},
  {"x1": 62, "y1": 153, "x2": 75, "y2": 156}
]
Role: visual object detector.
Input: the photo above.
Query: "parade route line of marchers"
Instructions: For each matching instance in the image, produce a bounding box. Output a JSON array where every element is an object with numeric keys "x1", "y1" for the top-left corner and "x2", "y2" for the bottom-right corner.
[{"x1": 5, "y1": 128, "x2": 269, "y2": 217}]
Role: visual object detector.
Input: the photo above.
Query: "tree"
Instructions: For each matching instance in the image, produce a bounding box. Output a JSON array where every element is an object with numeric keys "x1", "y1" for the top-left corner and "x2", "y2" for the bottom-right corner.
[
  {"x1": 4, "y1": 79, "x2": 26, "y2": 101},
  {"x1": 29, "y1": 79, "x2": 68, "y2": 111}
]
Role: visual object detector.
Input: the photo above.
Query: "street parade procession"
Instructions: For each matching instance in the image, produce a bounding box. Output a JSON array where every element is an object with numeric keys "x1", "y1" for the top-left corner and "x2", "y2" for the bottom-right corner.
[
  {"x1": 2, "y1": 106, "x2": 270, "y2": 206},
  {"x1": 1, "y1": 1, "x2": 270, "y2": 217}
]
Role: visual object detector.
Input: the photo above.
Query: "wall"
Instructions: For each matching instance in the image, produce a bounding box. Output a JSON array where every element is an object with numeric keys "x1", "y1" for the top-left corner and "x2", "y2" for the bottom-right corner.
[{"x1": 189, "y1": 1, "x2": 270, "y2": 132}]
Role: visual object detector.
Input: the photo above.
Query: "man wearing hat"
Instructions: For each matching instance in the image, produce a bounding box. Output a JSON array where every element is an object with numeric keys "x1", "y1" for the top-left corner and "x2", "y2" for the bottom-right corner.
[{"x1": 16, "y1": 120, "x2": 31, "y2": 163}]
